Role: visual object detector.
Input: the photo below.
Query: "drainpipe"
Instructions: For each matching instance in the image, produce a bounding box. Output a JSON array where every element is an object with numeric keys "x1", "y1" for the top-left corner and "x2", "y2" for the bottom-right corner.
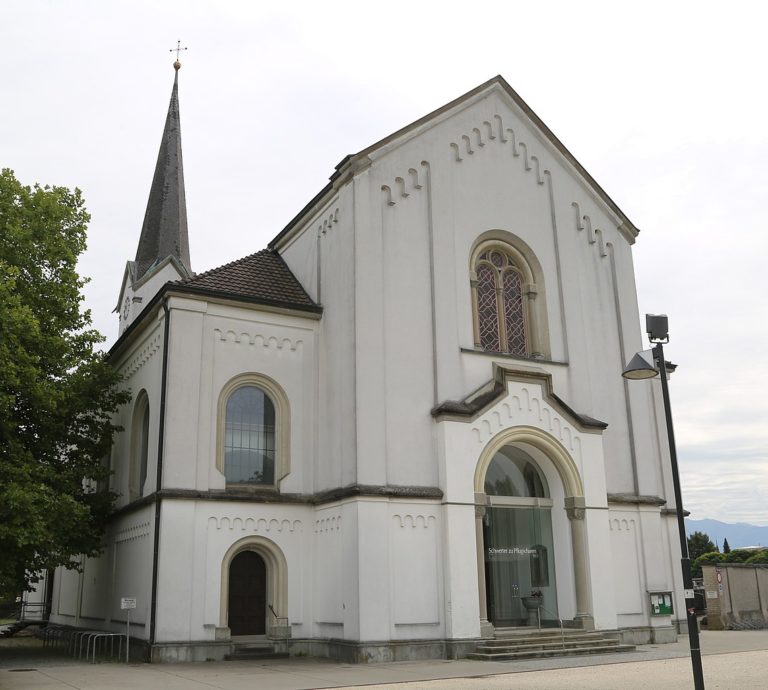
[{"x1": 149, "y1": 297, "x2": 171, "y2": 654}]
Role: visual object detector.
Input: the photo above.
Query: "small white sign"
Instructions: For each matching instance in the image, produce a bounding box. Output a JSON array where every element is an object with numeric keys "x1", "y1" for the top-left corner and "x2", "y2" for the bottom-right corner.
[
  {"x1": 684, "y1": 588, "x2": 695, "y2": 599},
  {"x1": 706, "y1": 590, "x2": 718, "y2": 599},
  {"x1": 120, "y1": 597, "x2": 137, "y2": 610}
]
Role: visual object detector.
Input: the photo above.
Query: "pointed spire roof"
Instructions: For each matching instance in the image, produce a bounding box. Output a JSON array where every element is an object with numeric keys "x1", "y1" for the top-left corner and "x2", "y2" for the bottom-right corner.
[{"x1": 133, "y1": 62, "x2": 191, "y2": 281}]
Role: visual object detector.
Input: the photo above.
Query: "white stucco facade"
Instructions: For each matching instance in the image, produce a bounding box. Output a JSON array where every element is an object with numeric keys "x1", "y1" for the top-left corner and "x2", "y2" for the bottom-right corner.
[{"x1": 49, "y1": 76, "x2": 685, "y2": 661}]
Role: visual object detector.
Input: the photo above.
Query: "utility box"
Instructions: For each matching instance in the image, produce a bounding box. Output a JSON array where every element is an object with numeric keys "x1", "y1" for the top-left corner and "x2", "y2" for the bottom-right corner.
[{"x1": 649, "y1": 591, "x2": 674, "y2": 616}]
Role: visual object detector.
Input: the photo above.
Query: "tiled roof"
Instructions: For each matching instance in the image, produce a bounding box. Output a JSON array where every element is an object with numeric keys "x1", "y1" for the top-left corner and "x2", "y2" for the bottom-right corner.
[{"x1": 177, "y1": 249, "x2": 319, "y2": 312}]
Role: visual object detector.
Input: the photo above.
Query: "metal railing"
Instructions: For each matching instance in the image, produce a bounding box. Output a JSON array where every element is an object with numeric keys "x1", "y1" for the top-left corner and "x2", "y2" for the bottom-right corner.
[
  {"x1": 268, "y1": 604, "x2": 289, "y2": 629},
  {"x1": 535, "y1": 602, "x2": 566, "y2": 649},
  {"x1": 19, "y1": 601, "x2": 48, "y2": 621},
  {"x1": 505, "y1": 594, "x2": 566, "y2": 650},
  {"x1": 42, "y1": 625, "x2": 127, "y2": 663}
]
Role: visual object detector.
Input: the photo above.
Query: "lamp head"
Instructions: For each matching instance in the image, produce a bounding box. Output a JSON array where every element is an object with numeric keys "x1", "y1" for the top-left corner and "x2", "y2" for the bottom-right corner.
[
  {"x1": 622, "y1": 350, "x2": 659, "y2": 380},
  {"x1": 646, "y1": 314, "x2": 669, "y2": 343}
]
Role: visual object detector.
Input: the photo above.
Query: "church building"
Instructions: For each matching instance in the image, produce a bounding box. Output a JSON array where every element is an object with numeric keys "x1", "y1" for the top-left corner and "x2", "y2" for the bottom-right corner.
[{"x1": 47, "y1": 62, "x2": 687, "y2": 662}]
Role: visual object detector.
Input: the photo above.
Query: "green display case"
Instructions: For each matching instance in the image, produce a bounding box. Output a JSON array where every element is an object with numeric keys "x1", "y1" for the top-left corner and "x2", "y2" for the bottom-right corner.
[{"x1": 649, "y1": 591, "x2": 673, "y2": 616}]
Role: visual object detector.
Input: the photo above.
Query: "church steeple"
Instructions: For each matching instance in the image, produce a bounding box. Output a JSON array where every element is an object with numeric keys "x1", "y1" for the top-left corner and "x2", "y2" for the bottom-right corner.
[{"x1": 133, "y1": 60, "x2": 191, "y2": 281}]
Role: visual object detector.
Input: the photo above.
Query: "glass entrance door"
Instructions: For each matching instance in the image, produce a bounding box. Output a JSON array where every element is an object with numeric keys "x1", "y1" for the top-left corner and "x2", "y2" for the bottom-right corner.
[
  {"x1": 483, "y1": 506, "x2": 557, "y2": 626},
  {"x1": 482, "y1": 445, "x2": 560, "y2": 627}
]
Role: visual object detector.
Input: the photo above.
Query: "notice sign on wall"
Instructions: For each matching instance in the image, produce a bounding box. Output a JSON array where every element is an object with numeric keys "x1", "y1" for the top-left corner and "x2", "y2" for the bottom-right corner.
[
  {"x1": 649, "y1": 591, "x2": 673, "y2": 616},
  {"x1": 120, "y1": 597, "x2": 137, "y2": 610}
]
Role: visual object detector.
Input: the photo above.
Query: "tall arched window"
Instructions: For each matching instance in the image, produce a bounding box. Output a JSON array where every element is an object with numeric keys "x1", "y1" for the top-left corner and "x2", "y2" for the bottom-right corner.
[
  {"x1": 217, "y1": 374, "x2": 291, "y2": 488},
  {"x1": 224, "y1": 386, "x2": 276, "y2": 485},
  {"x1": 129, "y1": 391, "x2": 150, "y2": 501},
  {"x1": 475, "y1": 248, "x2": 527, "y2": 355},
  {"x1": 470, "y1": 236, "x2": 549, "y2": 359}
]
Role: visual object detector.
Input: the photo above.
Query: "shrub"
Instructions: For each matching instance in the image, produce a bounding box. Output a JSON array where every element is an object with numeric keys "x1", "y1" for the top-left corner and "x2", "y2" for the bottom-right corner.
[
  {"x1": 692, "y1": 551, "x2": 725, "y2": 578},
  {"x1": 725, "y1": 549, "x2": 754, "y2": 564}
]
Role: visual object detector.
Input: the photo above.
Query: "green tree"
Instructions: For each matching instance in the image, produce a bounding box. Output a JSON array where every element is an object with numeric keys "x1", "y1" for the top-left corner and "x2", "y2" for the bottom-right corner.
[
  {"x1": 688, "y1": 531, "x2": 717, "y2": 562},
  {"x1": 745, "y1": 550, "x2": 768, "y2": 565},
  {"x1": 0, "y1": 169, "x2": 129, "y2": 599},
  {"x1": 692, "y1": 551, "x2": 725, "y2": 578},
  {"x1": 725, "y1": 549, "x2": 754, "y2": 564},
  {"x1": 722, "y1": 537, "x2": 731, "y2": 554}
]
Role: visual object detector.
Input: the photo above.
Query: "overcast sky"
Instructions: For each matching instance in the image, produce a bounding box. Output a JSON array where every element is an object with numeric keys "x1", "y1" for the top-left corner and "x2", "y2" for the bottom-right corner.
[{"x1": 3, "y1": 1, "x2": 766, "y2": 526}]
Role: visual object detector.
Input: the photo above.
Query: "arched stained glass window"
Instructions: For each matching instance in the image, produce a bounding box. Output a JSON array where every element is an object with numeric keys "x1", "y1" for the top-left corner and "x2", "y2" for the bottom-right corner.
[
  {"x1": 476, "y1": 263, "x2": 501, "y2": 351},
  {"x1": 474, "y1": 249, "x2": 527, "y2": 356},
  {"x1": 224, "y1": 386, "x2": 276, "y2": 485}
]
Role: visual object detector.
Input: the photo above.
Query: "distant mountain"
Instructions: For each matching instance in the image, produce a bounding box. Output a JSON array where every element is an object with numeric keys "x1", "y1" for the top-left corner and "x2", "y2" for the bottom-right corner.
[{"x1": 685, "y1": 519, "x2": 768, "y2": 549}]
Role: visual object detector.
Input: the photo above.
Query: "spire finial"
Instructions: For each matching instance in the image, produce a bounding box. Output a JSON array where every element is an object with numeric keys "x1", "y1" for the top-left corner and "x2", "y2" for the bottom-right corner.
[{"x1": 170, "y1": 40, "x2": 187, "y2": 70}]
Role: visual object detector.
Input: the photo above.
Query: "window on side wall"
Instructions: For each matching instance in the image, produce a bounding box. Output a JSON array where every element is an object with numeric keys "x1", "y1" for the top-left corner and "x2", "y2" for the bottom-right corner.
[
  {"x1": 218, "y1": 374, "x2": 290, "y2": 488},
  {"x1": 129, "y1": 391, "x2": 150, "y2": 501},
  {"x1": 224, "y1": 386, "x2": 276, "y2": 485}
]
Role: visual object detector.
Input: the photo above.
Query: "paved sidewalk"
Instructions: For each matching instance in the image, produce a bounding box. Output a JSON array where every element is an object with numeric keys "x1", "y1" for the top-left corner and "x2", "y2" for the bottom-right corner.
[{"x1": 1, "y1": 630, "x2": 767, "y2": 689}]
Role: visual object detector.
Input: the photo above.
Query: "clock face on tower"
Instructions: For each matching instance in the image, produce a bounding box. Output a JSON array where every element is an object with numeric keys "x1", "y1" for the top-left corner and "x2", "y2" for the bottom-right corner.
[{"x1": 123, "y1": 296, "x2": 131, "y2": 321}]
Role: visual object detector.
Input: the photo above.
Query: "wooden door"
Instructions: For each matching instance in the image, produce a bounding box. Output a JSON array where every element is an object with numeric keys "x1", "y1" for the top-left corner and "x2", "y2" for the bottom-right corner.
[{"x1": 228, "y1": 551, "x2": 267, "y2": 635}]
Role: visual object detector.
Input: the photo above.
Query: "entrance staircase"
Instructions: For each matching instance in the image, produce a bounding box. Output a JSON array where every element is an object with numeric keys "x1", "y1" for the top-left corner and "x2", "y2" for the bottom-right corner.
[
  {"x1": 467, "y1": 628, "x2": 635, "y2": 661},
  {"x1": 224, "y1": 640, "x2": 288, "y2": 661}
]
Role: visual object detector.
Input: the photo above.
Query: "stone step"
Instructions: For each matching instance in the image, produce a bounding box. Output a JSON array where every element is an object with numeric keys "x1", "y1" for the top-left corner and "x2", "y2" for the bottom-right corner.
[
  {"x1": 224, "y1": 643, "x2": 288, "y2": 661},
  {"x1": 475, "y1": 638, "x2": 619, "y2": 653},
  {"x1": 467, "y1": 643, "x2": 636, "y2": 661},
  {"x1": 224, "y1": 650, "x2": 289, "y2": 661},
  {"x1": 481, "y1": 632, "x2": 612, "y2": 646},
  {"x1": 493, "y1": 628, "x2": 601, "y2": 637}
]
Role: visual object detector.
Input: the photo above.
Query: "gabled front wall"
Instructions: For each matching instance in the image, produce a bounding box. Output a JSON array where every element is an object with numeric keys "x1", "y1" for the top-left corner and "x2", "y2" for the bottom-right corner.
[
  {"x1": 275, "y1": 81, "x2": 681, "y2": 642},
  {"x1": 311, "y1": 84, "x2": 665, "y2": 501}
]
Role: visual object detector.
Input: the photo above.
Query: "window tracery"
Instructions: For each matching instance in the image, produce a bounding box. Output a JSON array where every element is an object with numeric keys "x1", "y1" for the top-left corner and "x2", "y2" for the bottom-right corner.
[{"x1": 470, "y1": 237, "x2": 548, "y2": 359}]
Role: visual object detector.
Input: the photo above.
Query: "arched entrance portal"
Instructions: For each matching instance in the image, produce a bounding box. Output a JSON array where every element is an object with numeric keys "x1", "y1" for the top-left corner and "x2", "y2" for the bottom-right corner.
[
  {"x1": 220, "y1": 536, "x2": 289, "y2": 638},
  {"x1": 474, "y1": 425, "x2": 592, "y2": 632},
  {"x1": 228, "y1": 551, "x2": 267, "y2": 635},
  {"x1": 482, "y1": 446, "x2": 558, "y2": 626}
]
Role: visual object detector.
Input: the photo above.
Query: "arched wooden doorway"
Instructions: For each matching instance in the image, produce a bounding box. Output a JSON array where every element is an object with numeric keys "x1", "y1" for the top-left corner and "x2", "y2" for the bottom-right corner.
[{"x1": 228, "y1": 551, "x2": 267, "y2": 635}]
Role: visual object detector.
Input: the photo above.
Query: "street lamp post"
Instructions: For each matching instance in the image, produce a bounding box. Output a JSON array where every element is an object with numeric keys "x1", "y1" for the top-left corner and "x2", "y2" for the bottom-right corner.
[{"x1": 623, "y1": 314, "x2": 705, "y2": 690}]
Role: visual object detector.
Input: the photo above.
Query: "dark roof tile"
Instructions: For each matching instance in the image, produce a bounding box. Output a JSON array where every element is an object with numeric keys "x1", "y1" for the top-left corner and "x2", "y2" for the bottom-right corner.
[{"x1": 177, "y1": 249, "x2": 318, "y2": 311}]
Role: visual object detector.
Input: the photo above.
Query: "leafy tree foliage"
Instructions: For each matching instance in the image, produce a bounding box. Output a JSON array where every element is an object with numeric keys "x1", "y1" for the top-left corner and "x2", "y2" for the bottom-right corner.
[
  {"x1": 688, "y1": 531, "x2": 717, "y2": 562},
  {"x1": 692, "y1": 551, "x2": 725, "y2": 578},
  {"x1": 0, "y1": 169, "x2": 129, "y2": 599},
  {"x1": 745, "y1": 550, "x2": 768, "y2": 565},
  {"x1": 724, "y1": 549, "x2": 754, "y2": 564},
  {"x1": 722, "y1": 537, "x2": 731, "y2": 554}
]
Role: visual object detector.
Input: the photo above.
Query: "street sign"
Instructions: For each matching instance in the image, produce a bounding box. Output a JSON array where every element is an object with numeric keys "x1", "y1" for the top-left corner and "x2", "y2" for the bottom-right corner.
[{"x1": 120, "y1": 597, "x2": 137, "y2": 662}]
